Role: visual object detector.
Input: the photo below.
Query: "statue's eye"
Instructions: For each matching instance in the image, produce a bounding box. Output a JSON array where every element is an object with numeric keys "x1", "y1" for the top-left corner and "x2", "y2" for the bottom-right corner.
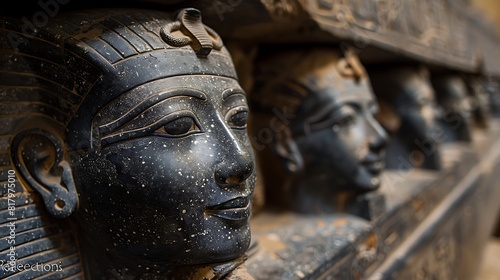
[
  {"x1": 334, "y1": 107, "x2": 357, "y2": 127},
  {"x1": 336, "y1": 114, "x2": 356, "y2": 127},
  {"x1": 226, "y1": 107, "x2": 248, "y2": 129},
  {"x1": 156, "y1": 116, "x2": 200, "y2": 137}
]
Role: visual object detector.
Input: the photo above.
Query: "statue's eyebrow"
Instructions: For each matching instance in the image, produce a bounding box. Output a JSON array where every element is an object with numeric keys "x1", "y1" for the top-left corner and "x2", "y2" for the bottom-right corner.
[
  {"x1": 222, "y1": 88, "x2": 246, "y2": 101},
  {"x1": 307, "y1": 102, "x2": 340, "y2": 124},
  {"x1": 99, "y1": 88, "x2": 207, "y2": 134}
]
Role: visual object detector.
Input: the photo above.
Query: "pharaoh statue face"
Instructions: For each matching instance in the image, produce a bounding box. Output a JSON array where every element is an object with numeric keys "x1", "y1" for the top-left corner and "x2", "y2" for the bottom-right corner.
[
  {"x1": 249, "y1": 48, "x2": 387, "y2": 214},
  {"x1": 368, "y1": 66, "x2": 442, "y2": 170},
  {"x1": 6, "y1": 8, "x2": 255, "y2": 276},
  {"x1": 464, "y1": 76, "x2": 492, "y2": 129},
  {"x1": 432, "y1": 75, "x2": 473, "y2": 142},
  {"x1": 69, "y1": 75, "x2": 255, "y2": 266}
]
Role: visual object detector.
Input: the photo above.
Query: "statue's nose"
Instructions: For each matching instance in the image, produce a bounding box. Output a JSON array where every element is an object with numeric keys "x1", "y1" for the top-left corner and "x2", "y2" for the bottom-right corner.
[
  {"x1": 214, "y1": 151, "x2": 254, "y2": 186},
  {"x1": 213, "y1": 128, "x2": 254, "y2": 186},
  {"x1": 368, "y1": 116, "x2": 388, "y2": 152}
]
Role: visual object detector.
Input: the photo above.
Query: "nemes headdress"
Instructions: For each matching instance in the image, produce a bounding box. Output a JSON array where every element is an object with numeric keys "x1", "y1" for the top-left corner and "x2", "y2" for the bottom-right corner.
[{"x1": 1, "y1": 8, "x2": 238, "y2": 157}]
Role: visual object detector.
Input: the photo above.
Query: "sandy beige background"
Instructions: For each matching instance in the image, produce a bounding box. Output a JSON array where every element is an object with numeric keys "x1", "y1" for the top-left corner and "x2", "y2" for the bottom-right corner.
[{"x1": 473, "y1": 0, "x2": 500, "y2": 35}]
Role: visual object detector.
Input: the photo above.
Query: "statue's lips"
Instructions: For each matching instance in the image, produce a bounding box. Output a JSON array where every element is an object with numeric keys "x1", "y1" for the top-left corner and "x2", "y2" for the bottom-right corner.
[
  {"x1": 205, "y1": 197, "x2": 251, "y2": 221},
  {"x1": 361, "y1": 155, "x2": 384, "y2": 175},
  {"x1": 365, "y1": 160, "x2": 384, "y2": 174}
]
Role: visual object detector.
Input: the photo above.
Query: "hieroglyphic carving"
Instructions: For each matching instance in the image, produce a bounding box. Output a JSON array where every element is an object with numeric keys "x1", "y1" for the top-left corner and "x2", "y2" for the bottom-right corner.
[
  {"x1": 302, "y1": 0, "x2": 471, "y2": 65},
  {"x1": 306, "y1": 0, "x2": 377, "y2": 30}
]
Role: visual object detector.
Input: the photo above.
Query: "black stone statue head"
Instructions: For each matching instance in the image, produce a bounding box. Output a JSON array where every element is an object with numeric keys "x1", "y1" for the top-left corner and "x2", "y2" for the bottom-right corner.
[
  {"x1": 368, "y1": 65, "x2": 442, "y2": 171},
  {"x1": 463, "y1": 75, "x2": 492, "y2": 129},
  {"x1": 249, "y1": 47, "x2": 387, "y2": 214},
  {"x1": 431, "y1": 75, "x2": 473, "y2": 142},
  {"x1": 1, "y1": 8, "x2": 255, "y2": 279}
]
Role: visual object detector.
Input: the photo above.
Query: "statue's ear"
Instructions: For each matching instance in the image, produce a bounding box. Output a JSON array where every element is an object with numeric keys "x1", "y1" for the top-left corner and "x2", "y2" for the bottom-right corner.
[
  {"x1": 272, "y1": 129, "x2": 303, "y2": 173},
  {"x1": 11, "y1": 128, "x2": 78, "y2": 218}
]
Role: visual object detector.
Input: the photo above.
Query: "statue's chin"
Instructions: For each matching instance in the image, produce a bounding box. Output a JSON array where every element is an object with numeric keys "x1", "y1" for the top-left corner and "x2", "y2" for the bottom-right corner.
[{"x1": 354, "y1": 168, "x2": 382, "y2": 192}]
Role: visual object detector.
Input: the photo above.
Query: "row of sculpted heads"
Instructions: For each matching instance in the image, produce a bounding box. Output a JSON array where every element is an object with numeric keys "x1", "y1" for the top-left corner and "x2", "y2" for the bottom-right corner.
[
  {"x1": 246, "y1": 46, "x2": 494, "y2": 215},
  {"x1": 0, "y1": 6, "x2": 496, "y2": 279},
  {"x1": 368, "y1": 65, "x2": 490, "y2": 171}
]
